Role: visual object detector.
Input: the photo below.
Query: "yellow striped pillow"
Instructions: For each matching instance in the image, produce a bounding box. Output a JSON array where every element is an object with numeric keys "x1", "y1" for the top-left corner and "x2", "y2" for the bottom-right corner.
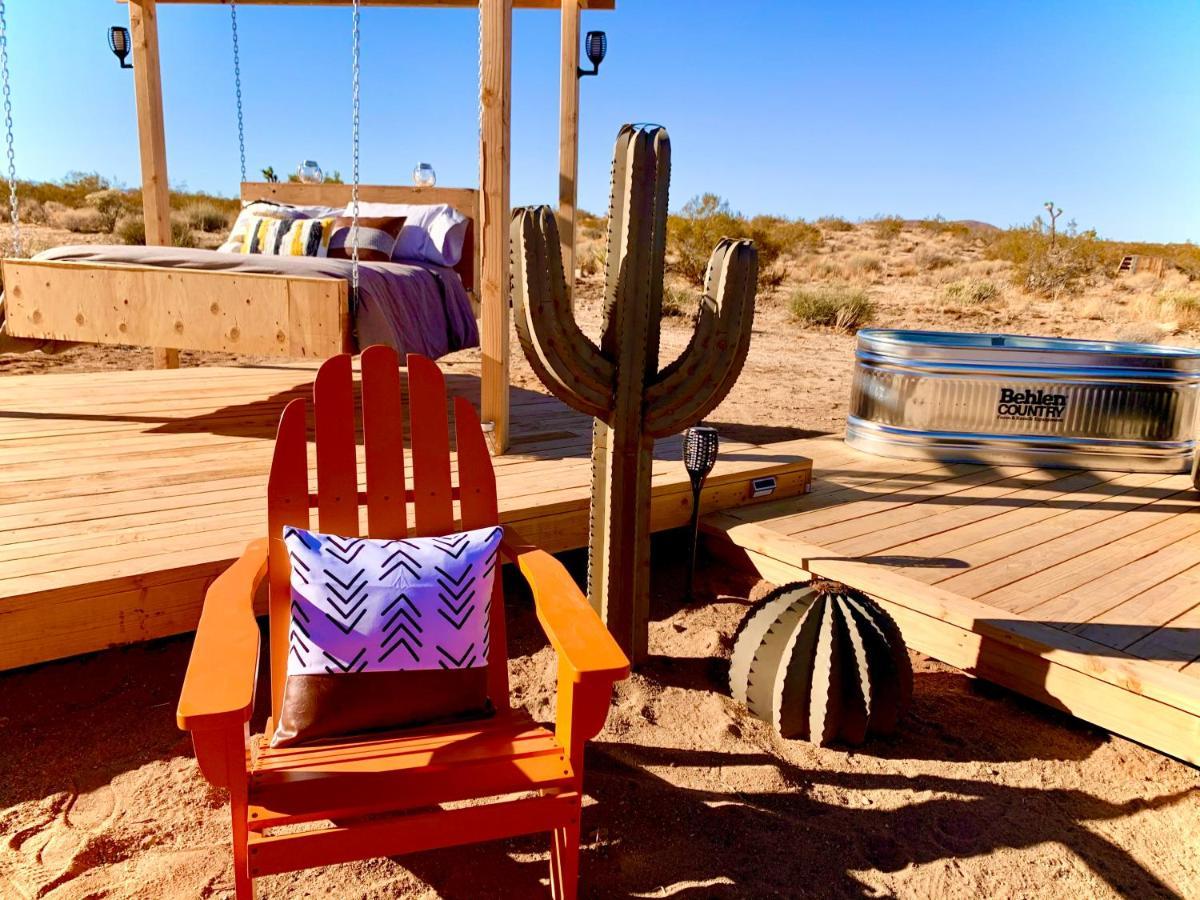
[{"x1": 280, "y1": 217, "x2": 337, "y2": 257}]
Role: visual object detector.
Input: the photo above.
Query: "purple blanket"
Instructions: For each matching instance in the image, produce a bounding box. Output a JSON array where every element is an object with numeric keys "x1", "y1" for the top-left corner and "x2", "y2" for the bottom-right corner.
[{"x1": 34, "y1": 245, "x2": 479, "y2": 360}]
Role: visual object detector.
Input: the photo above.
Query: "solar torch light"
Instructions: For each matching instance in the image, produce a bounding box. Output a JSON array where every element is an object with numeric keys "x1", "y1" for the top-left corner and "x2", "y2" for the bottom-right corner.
[
  {"x1": 108, "y1": 26, "x2": 133, "y2": 70},
  {"x1": 578, "y1": 31, "x2": 607, "y2": 78},
  {"x1": 682, "y1": 425, "x2": 719, "y2": 602}
]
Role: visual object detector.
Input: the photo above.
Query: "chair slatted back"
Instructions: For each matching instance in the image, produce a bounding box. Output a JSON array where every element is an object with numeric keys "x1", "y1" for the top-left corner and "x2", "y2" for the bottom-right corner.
[{"x1": 265, "y1": 346, "x2": 504, "y2": 725}]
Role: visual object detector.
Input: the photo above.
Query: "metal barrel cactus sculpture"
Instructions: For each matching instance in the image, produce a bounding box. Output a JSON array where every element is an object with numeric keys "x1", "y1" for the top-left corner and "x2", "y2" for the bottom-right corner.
[
  {"x1": 510, "y1": 123, "x2": 757, "y2": 663},
  {"x1": 730, "y1": 580, "x2": 913, "y2": 746}
]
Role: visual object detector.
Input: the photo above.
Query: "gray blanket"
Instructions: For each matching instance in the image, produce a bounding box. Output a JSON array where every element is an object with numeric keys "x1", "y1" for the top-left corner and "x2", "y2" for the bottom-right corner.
[{"x1": 34, "y1": 245, "x2": 479, "y2": 360}]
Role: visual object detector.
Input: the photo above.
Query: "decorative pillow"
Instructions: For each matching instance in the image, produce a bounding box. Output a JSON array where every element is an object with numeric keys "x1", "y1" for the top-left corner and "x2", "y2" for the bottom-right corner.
[
  {"x1": 279, "y1": 216, "x2": 337, "y2": 257},
  {"x1": 272, "y1": 524, "x2": 503, "y2": 748},
  {"x1": 217, "y1": 201, "x2": 304, "y2": 254},
  {"x1": 349, "y1": 201, "x2": 469, "y2": 266},
  {"x1": 327, "y1": 215, "x2": 406, "y2": 263}
]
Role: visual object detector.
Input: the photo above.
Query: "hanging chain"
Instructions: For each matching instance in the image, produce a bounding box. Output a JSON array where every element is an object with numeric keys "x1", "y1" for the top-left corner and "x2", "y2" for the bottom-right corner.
[
  {"x1": 0, "y1": 0, "x2": 20, "y2": 257},
  {"x1": 350, "y1": 0, "x2": 361, "y2": 300},
  {"x1": 230, "y1": 0, "x2": 246, "y2": 183}
]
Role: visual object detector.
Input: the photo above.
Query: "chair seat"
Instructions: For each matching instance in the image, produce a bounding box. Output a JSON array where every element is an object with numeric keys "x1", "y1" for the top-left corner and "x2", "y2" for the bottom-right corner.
[{"x1": 248, "y1": 709, "x2": 574, "y2": 827}]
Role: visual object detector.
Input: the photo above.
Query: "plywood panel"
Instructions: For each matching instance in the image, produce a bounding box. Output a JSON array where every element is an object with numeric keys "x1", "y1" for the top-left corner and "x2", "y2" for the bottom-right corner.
[{"x1": 1, "y1": 260, "x2": 348, "y2": 357}]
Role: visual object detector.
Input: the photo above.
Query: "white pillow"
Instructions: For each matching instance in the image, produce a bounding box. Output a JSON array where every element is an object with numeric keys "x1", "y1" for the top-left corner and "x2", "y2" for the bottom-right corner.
[{"x1": 345, "y1": 201, "x2": 468, "y2": 267}]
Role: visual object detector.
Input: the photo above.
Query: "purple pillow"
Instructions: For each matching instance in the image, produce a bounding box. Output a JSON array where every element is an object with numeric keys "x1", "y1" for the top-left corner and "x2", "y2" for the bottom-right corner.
[{"x1": 271, "y1": 524, "x2": 503, "y2": 748}]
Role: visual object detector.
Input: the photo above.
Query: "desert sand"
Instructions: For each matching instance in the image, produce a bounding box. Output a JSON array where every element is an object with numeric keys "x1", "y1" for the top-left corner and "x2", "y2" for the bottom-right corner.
[{"x1": 1, "y1": 219, "x2": 1198, "y2": 898}]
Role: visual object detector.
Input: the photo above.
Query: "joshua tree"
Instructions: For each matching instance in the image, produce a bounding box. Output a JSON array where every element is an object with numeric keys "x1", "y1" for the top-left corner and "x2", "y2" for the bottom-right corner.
[
  {"x1": 510, "y1": 124, "x2": 758, "y2": 663},
  {"x1": 261, "y1": 166, "x2": 279, "y2": 184},
  {"x1": 1044, "y1": 200, "x2": 1063, "y2": 247}
]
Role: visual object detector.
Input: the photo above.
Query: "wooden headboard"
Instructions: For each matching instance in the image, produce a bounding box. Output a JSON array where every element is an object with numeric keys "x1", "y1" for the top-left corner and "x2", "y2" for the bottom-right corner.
[{"x1": 240, "y1": 182, "x2": 479, "y2": 298}]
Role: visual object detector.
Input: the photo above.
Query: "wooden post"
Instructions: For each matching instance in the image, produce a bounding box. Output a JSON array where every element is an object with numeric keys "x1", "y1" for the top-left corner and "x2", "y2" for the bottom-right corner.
[
  {"x1": 479, "y1": 0, "x2": 512, "y2": 453},
  {"x1": 557, "y1": 0, "x2": 581, "y2": 306},
  {"x1": 128, "y1": 0, "x2": 179, "y2": 370}
]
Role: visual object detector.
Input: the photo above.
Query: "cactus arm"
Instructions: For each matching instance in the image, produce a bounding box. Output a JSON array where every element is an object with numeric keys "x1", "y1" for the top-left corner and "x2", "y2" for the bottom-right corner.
[
  {"x1": 644, "y1": 237, "x2": 757, "y2": 439},
  {"x1": 510, "y1": 206, "x2": 614, "y2": 421}
]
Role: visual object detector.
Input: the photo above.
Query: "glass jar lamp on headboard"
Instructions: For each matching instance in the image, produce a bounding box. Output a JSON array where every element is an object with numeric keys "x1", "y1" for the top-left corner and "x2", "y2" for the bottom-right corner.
[
  {"x1": 296, "y1": 160, "x2": 325, "y2": 184},
  {"x1": 412, "y1": 163, "x2": 437, "y2": 188}
]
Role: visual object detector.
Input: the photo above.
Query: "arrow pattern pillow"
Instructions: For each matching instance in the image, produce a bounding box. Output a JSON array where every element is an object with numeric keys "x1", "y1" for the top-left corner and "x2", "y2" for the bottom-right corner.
[{"x1": 271, "y1": 524, "x2": 503, "y2": 748}]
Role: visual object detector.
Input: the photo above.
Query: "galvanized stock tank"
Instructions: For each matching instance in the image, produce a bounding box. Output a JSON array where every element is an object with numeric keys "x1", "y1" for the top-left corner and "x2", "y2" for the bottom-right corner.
[{"x1": 846, "y1": 329, "x2": 1200, "y2": 473}]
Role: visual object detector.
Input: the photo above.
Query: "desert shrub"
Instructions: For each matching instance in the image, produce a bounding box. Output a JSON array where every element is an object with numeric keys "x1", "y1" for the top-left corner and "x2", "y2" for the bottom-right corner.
[
  {"x1": 870, "y1": 215, "x2": 905, "y2": 241},
  {"x1": 668, "y1": 194, "x2": 817, "y2": 287},
  {"x1": 183, "y1": 201, "x2": 231, "y2": 232},
  {"x1": 55, "y1": 207, "x2": 109, "y2": 233},
  {"x1": 986, "y1": 222, "x2": 1107, "y2": 296},
  {"x1": 914, "y1": 246, "x2": 954, "y2": 270},
  {"x1": 115, "y1": 214, "x2": 146, "y2": 245},
  {"x1": 114, "y1": 213, "x2": 196, "y2": 248},
  {"x1": 20, "y1": 199, "x2": 48, "y2": 225},
  {"x1": 1156, "y1": 291, "x2": 1200, "y2": 330},
  {"x1": 944, "y1": 279, "x2": 1001, "y2": 305},
  {"x1": 817, "y1": 216, "x2": 854, "y2": 232},
  {"x1": 846, "y1": 252, "x2": 882, "y2": 275},
  {"x1": 171, "y1": 216, "x2": 198, "y2": 248},
  {"x1": 917, "y1": 216, "x2": 972, "y2": 239},
  {"x1": 577, "y1": 209, "x2": 607, "y2": 239},
  {"x1": 662, "y1": 285, "x2": 693, "y2": 318},
  {"x1": 789, "y1": 284, "x2": 875, "y2": 331},
  {"x1": 85, "y1": 189, "x2": 131, "y2": 231}
]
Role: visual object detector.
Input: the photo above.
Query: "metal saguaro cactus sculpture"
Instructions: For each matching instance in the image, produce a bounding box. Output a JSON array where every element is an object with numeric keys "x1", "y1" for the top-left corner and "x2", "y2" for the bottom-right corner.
[{"x1": 510, "y1": 123, "x2": 757, "y2": 663}]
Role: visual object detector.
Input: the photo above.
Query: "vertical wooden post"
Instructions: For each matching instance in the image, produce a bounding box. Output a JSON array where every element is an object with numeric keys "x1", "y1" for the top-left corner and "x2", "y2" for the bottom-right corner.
[
  {"x1": 128, "y1": 0, "x2": 179, "y2": 370},
  {"x1": 479, "y1": 0, "x2": 512, "y2": 453},
  {"x1": 557, "y1": 0, "x2": 581, "y2": 306}
]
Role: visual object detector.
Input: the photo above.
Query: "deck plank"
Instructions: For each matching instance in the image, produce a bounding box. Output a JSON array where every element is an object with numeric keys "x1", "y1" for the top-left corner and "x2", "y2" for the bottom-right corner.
[
  {"x1": 702, "y1": 435, "x2": 1200, "y2": 766},
  {"x1": 0, "y1": 363, "x2": 812, "y2": 670}
]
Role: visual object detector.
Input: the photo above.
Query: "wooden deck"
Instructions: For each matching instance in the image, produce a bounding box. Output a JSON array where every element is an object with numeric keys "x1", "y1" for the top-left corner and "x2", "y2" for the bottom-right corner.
[
  {"x1": 705, "y1": 435, "x2": 1200, "y2": 765},
  {"x1": 0, "y1": 361, "x2": 812, "y2": 671}
]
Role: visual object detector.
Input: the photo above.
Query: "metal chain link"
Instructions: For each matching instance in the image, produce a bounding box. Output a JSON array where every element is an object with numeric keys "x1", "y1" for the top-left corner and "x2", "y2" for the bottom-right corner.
[
  {"x1": 230, "y1": 0, "x2": 246, "y2": 183},
  {"x1": 0, "y1": 0, "x2": 20, "y2": 257},
  {"x1": 350, "y1": 0, "x2": 361, "y2": 301}
]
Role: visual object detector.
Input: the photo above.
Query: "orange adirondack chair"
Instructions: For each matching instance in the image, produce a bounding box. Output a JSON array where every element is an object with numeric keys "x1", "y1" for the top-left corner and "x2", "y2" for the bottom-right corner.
[{"x1": 176, "y1": 346, "x2": 630, "y2": 899}]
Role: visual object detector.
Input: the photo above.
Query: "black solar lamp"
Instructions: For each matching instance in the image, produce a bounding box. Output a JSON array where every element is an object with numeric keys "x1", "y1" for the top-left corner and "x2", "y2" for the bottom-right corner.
[
  {"x1": 578, "y1": 30, "x2": 607, "y2": 78},
  {"x1": 682, "y1": 425, "x2": 719, "y2": 602},
  {"x1": 108, "y1": 26, "x2": 133, "y2": 69}
]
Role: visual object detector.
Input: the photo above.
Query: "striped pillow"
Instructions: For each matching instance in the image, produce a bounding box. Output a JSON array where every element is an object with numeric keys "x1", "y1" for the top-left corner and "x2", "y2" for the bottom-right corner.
[
  {"x1": 328, "y1": 216, "x2": 406, "y2": 263},
  {"x1": 236, "y1": 214, "x2": 293, "y2": 255},
  {"x1": 217, "y1": 201, "x2": 301, "y2": 254},
  {"x1": 280, "y1": 216, "x2": 337, "y2": 257}
]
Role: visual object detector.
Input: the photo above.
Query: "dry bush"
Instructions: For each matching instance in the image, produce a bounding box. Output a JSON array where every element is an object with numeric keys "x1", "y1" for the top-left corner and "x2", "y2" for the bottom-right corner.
[
  {"x1": 183, "y1": 201, "x2": 232, "y2": 233},
  {"x1": 789, "y1": 284, "x2": 875, "y2": 331},
  {"x1": 1114, "y1": 322, "x2": 1165, "y2": 344},
  {"x1": 85, "y1": 189, "x2": 132, "y2": 231},
  {"x1": 917, "y1": 216, "x2": 972, "y2": 239},
  {"x1": 944, "y1": 278, "x2": 1001, "y2": 305},
  {"x1": 662, "y1": 285, "x2": 693, "y2": 318},
  {"x1": 668, "y1": 194, "x2": 818, "y2": 288},
  {"x1": 914, "y1": 246, "x2": 954, "y2": 270},
  {"x1": 54, "y1": 207, "x2": 109, "y2": 233},
  {"x1": 817, "y1": 216, "x2": 854, "y2": 233},
  {"x1": 115, "y1": 213, "x2": 196, "y2": 248},
  {"x1": 870, "y1": 215, "x2": 905, "y2": 241},
  {"x1": 846, "y1": 252, "x2": 883, "y2": 276},
  {"x1": 1155, "y1": 290, "x2": 1200, "y2": 331},
  {"x1": 114, "y1": 214, "x2": 146, "y2": 245},
  {"x1": 20, "y1": 199, "x2": 49, "y2": 225}
]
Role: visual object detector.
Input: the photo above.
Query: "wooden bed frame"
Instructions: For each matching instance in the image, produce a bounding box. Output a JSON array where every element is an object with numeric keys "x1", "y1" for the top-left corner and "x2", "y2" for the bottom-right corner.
[{"x1": 0, "y1": 183, "x2": 479, "y2": 359}]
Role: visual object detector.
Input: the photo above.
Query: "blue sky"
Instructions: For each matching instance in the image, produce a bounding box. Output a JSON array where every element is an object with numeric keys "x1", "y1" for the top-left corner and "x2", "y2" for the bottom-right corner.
[{"x1": 7, "y1": 1, "x2": 1199, "y2": 242}]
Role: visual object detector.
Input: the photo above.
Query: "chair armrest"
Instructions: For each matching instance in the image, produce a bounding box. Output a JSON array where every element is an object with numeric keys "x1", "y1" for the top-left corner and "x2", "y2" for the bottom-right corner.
[
  {"x1": 177, "y1": 539, "x2": 267, "y2": 733},
  {"x1": 501, "y1": 527, "x2": 630, "y2": 762},
  {"x1": 501, "y1": 528, "x2": 630, "y2": 686}
]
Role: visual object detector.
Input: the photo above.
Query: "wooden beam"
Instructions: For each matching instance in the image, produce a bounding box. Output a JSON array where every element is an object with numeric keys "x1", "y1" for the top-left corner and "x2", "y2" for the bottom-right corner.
[
  {"x1": 128, "y1": 0, "x2": 180, "y2": 370},
  {"x1": 557, "y1": 0, "x2": 581, "y2": 305},
  {"x1": 479, "y1": 0, "x2": 512, "y2": 453},
  {"x1": 120, "y1": 1, "x2": 615, "y2": 8}
]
